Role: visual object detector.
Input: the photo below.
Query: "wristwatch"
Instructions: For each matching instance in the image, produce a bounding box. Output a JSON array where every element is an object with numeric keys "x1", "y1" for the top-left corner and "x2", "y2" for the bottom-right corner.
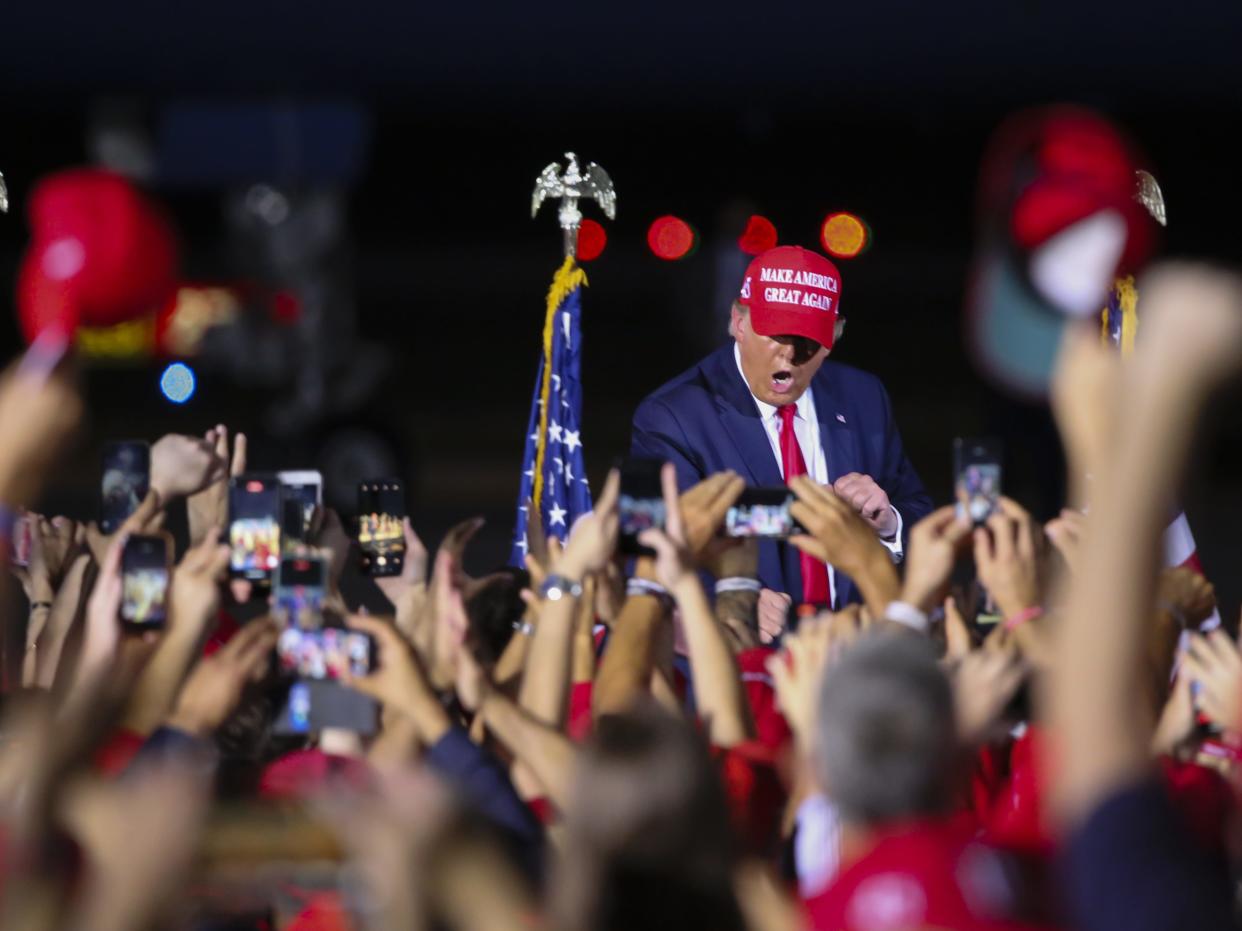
[{"x1": 540, "y1": 574, "x2": 584, "y2": 602}]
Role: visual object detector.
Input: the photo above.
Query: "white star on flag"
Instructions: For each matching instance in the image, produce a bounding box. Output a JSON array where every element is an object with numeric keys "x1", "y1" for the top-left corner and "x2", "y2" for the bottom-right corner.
[
  {"x1": 524, "y1": 467, "x2": 535, "y2": 479},
  {"x1": 564, "y1": 429, "x2": 581, "y2": 452},
  {"x1": 551, "y1": 374, "x2": 562, "y2": 393},
  {"x1": 549, "y1": 421, "x2": 563, "y2": 443},
  {"x1": 564, "y1": 462, "x2": 574, "y2": 484},
  {"x1": 548, "y1": 503, "x2": 567, "y2": 527},
  {"x1": 515, "y1": 534, "x2": 528, "y2": 554},
  {"x1": 553, "y1": 457, "x2": 564, "y2": 473}
]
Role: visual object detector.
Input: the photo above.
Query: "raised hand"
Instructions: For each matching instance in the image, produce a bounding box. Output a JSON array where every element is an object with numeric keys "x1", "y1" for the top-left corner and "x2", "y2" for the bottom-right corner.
[
  {"x1": 167, "y1": 618, "x2": 280, "y2": 737},
  {"x1": 15, "y1": 514, "x2": 83, "y2": 604},
  {"x1": 0, "y1": 360, "x2": 83, "y2": 508},
  {"x1": 898, "y1": 505, "x2": 972, "y2": 613},
  {"x1": 1183, "y1": 630, "x2": 1242, "y2": 736},
  {"x1": 766, "y1": 614, "x2": 836, "y2": 752},
  {"x1": 636, "y1": 463, "x2": 698, "y2": 592},
  {"x1": 187, "y1": 426, "x2": 246, "y2": 548},
  {"x1": 1156, "y1": 566, "x2": 1217, "y2": 629},
  {"x1": 557, "y1": 468, "x2": 620, "y2": 579},
  {"x1": 791, "y1": 475, "x2": 890, "y2": 575},
  {"x1": 345, "y1": 613, "x2": 451, "y2": 744},
  {"x1": 376, "y1": 517, "x2": 430, "y2": 607},
  {"x1": 86, "y1": 490, "x2": 164, "y2": 569},
  {"x1": 150, "y1": 432, "x2": 228, "y2": 503},
  {"x1": 169, "y1": 529, "x2": 231, "y2": 637},
  {"x1": 675, "y1": 470, "x2": 746, "y2": 565},
  {"x1": 973, "y1": 497, "x2": 1045, "y2": 619},
  {"x1": 950, "y1": 644, "x2": 1027, "y2": 745}
]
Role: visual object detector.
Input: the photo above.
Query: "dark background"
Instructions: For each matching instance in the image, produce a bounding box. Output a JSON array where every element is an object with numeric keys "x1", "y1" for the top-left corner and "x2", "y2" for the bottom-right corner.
[{"x1": 3, "y1": 1, "x2": 1242, "y2": 608}]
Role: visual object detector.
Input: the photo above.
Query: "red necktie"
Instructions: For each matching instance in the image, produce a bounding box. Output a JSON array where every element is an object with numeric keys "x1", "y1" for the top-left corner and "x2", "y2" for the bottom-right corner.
[{"x1": 778, "y1": 404, "x2": 831, "y2": 606}]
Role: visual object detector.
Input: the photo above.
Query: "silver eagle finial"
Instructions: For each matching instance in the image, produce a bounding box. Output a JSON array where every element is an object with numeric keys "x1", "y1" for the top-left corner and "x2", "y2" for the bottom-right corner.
[
  {"x1": 1134, "y1": 170, "x2": 1166, "y2": 227},
  {"x1": 531, "y1": 152, "x2": 616, "y2": 257}
]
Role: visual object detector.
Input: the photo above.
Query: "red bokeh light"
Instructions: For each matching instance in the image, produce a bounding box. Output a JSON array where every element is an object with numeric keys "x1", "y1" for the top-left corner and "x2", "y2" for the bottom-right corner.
[
  {"x1": 738, "y1": 215, "x2": 778, "y2": 255},
  {"x1": 647, "y1": 216, "x2": 696, "y2": 261},
  {"x1": 575, "y1": 218, "x2": 607, "y2": 262}
]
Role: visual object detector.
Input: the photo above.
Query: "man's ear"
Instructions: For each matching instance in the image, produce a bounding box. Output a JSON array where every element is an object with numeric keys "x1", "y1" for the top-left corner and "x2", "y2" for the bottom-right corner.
[{"x1": 730, "y1": 303, "x2": 747, "y2": 341}]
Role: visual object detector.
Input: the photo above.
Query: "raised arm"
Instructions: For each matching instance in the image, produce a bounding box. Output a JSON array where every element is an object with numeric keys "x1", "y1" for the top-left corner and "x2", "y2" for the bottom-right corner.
[
  {"x1": 1051, "y1": 270, "x2": 1242, "y2": 823},
  {"x1": 518, "y1": 470, "x2": 619, "y2": 728},
  {"x1": 640, "y1": 466, "x2": 754, "y2": 747}
]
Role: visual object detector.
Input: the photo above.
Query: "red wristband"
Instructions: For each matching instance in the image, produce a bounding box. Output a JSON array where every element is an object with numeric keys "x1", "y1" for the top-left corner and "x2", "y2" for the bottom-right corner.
[{"x1": 1003, "y1": 605, "x2": 1043, "y2": 632}]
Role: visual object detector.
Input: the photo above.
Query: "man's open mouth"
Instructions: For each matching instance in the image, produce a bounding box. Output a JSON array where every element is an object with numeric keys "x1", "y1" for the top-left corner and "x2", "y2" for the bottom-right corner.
[{"x1": 770, "y1": 370, "x2": 794, "y2": 395}]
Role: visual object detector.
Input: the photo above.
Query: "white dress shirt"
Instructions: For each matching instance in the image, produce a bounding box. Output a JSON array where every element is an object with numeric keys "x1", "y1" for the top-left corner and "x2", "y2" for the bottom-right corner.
[{"x1": 733, "y1": 345, "x2": 903, "y2": 604}]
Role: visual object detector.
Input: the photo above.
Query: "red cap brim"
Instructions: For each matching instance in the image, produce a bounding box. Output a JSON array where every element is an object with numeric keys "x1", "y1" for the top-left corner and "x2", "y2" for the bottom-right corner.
[{"x1": 749, "y1": 303, "x2": 836, "y2": 351}]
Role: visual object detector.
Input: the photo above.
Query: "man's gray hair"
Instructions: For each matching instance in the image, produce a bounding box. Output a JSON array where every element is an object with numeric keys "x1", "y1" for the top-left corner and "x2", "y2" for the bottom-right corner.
[{"x1": 814, "y1": 633, "x2": 957, "y2": 826}]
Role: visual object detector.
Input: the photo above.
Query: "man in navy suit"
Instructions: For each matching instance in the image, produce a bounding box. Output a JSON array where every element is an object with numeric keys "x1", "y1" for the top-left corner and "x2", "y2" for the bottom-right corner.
[{"x1": 631, "y1": 245, "x2": 932, "y2": 611}]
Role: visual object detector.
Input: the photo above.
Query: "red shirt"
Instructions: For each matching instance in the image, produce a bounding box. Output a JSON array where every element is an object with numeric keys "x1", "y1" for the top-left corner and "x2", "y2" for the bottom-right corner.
[{"x1": 804, "y1": 817, "x2": 1056, "y2": 931}]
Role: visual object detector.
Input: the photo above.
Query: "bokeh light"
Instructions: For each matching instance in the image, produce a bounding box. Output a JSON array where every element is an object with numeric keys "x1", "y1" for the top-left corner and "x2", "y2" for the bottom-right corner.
[
  {"x1": 576, "y1": 218, "x2": 607, "y2": 262},
  {"x1": 820, "y1": 212, "x2": 869, "y2": 258},
  {"x1": 647, "y1": 216, "x2": 697, "y2": 261},
  {"x1": 160, "y1": 362, "x2": 196, "y2": 404},
  {"x1": 738, "y1": 215, "x2": 778, "y2": 255}
]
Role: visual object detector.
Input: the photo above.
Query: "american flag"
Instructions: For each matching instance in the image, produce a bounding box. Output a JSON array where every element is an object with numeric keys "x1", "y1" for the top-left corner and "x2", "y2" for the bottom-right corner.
[{"x1": 511, "y1": 258, "x2": 593, "y2": 564}]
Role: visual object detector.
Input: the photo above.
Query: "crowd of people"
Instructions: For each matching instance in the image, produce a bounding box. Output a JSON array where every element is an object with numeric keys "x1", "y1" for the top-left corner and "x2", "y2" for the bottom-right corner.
[{"x1": 0, "y1": 260, "x2": 1238, "y2": 931}]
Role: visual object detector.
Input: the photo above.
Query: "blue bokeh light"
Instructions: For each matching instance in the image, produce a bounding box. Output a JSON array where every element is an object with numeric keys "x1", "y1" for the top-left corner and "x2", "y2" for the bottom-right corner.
[{"x1": 160, "y1": 362, "x2": 196, "y2": 404}]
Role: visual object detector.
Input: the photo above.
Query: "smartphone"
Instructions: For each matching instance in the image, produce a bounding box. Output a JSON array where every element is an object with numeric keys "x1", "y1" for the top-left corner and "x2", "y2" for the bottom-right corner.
[
  {"x1": 228, "y1": 474, "x2": 282, "y2": 582},
  {"x1": 725, "y1": 487, "x2": 803, "y2": 538},
  {"x1": 278, "y1": 470, "x2": 322, "y2": 540},
  {"x1": 273, "y1": 678, "x2": 379, "y2": 736},
  {"x1": 953, "y1": 438, "x2": 1002, "y2": 526},
  {"x1": 274, "y1": 552, "x2": 327, "y2": 630},
  {"x1": 12, "y1": 513, "x2": 32, "y2": 569},
  {"x1": 101, "y1": 441, "x2": 150, "y2": 534},
  {"x1": 275, "y1": 626, "x2": 375, "y2": 681},
  {"x1": 357, "y1": 479, "x2": 406, "y2": 577},
  {"x1": 618, "y1": 458, "x2": 665, "y2": 556},
  {"x1": 120, "y1": 534, "x2": 170, "y2": 629}
]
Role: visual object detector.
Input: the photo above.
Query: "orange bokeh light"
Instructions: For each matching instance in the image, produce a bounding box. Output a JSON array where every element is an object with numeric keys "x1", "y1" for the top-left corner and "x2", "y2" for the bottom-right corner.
[{"x1": 821, "y1": 212, "x2": 869, "y2": 258}]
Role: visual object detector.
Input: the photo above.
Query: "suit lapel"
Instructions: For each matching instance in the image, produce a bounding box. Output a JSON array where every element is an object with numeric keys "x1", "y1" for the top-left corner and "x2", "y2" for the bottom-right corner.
[
  {"x1": 704, "y1": 348, "x2": 783, "y2": 486},
  {"x1": 812, "y1": 367, "x2": 858, "y2": 484}
]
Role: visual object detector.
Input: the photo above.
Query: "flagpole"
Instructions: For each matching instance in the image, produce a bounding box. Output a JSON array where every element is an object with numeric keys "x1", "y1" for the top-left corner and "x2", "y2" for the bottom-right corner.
[{"x1": 510, "y1": 154, "x2": 615, "y2": 563}]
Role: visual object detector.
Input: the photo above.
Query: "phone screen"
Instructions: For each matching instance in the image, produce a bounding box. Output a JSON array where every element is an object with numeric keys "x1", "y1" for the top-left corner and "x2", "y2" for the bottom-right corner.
[
  {"x1": 278, "y1": 472, "x2": 321, "y2": 538},
  {"x1": 102, "y1": 441, "x2": 150, "y2": 534},
  {"x1": 954, "y1": 438, "x2": 1002, "y2": 526},
  {"x1": 358, "y1": 480, "x2": 405, "y2": 577},
  {"x1": 276, "y1": 627, "x2": 374, "y2": 681},
  {"x1": 618, "y1": 458, "x2": 665, "y2": 555},
  {"x1": 275, "y1": 554, "x2": 326, "y2": 629},
  {"x1": 121, "y1": 534, "x2": 169, "y2": 628},
  {"x1": 229, "y1": 476, "x2": 282, "y2": 581},
  {"x1": 12, "y1": 514, "x2": 32, "y2": 568},
  {"x1": 725, "y1": 488, "x2": 801, "y2": 538}
]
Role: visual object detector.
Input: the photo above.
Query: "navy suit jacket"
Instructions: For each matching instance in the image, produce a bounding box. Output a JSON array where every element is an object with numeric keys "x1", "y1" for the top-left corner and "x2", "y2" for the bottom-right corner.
[{"x1": 630, "y1": 345, "x2": 933, "y2": 608}]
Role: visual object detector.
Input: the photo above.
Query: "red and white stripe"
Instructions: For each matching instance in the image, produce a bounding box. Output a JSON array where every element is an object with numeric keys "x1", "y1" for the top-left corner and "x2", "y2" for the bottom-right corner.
[{"x1": 1166, "y1": 511, "x2": 1221, "y2": 649}]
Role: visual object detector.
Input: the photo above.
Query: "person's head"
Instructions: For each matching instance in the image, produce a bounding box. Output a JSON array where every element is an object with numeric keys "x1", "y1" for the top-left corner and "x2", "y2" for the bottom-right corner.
[
  {"x1": 554, "y1": 704, "x2": 745, "y2": 931},
  {"x1": 463, "y1": 567, "x2": 529, "y2": 668},
  {"x1": 730, "y1": 245, "x2": 845, "y2": 407},
  {"x1": 814, "y1": 633, "x2": 957, "y2": 827}
]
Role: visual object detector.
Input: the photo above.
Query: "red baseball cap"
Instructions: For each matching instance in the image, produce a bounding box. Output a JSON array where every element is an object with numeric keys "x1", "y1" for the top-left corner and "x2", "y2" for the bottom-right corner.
[
  {"x1": 738, "y1": 245, "x2": 842, "y2": 350},
  {"x1": 16, "y1": 168, "x2": 179, "y2": 343}
]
